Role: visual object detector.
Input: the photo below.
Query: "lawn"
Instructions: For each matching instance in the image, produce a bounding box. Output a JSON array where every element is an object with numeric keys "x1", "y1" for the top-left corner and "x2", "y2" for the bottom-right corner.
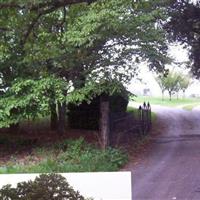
[{"x1": 133, "y1": 96, "x2": 200, "y2": 107}]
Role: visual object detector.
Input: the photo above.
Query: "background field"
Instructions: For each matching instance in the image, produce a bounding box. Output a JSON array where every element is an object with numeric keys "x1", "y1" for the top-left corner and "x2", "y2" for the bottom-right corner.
[{"x1": 134, "y1": 96, "x2": 200, "y2": 108}]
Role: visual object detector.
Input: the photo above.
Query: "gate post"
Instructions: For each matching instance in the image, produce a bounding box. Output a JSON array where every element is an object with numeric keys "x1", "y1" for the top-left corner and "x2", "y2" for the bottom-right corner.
[{"x1": 100, "y1": 95, "x2": 110, "y2": 149}]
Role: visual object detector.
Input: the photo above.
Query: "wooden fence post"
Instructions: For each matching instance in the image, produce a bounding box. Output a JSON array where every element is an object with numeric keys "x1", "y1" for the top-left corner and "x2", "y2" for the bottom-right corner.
[
  {"x1": 138, "y1": 106, "x2": 142, "y2": 134},
  {"x1": 100, "y1": 96, "x2": 110, "y2": 149},
  {"x1": 147, "y1": 102, "x2": 151, "y2": 130},
  {"x1": 142, "y1": 102, "x2": 147, "y2": 134}
]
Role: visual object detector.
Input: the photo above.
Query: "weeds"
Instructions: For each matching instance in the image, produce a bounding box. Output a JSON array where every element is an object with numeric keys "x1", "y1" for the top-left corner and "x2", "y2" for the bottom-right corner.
[{"x1": 0, "y1": 137, "x2": 128, "y2": 173}]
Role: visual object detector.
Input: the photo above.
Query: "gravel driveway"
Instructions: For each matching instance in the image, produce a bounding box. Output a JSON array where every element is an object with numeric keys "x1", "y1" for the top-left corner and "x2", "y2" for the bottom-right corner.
[{"x1": 126, "y1": 105, "x2": 200, "y2": 200}]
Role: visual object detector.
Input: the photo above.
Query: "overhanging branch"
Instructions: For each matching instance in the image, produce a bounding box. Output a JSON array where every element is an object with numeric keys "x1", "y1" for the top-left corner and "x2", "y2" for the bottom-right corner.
[{"x1": 0, "y1": 0, "x2": 96, "y2": 10}]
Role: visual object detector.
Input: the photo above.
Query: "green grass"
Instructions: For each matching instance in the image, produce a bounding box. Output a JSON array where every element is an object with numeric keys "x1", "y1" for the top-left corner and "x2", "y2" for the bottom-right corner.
[
  {"x1": 127, "y1": 106, "x2": 137, "y2": 114},
  {"x1": 151, "y1": 111, "x2": 157, "y2": 123},
  {"x1": 134, "y1": 96, "x2": 200, "y2": 107},
  {"x1": 182, "y1": 103, "x2": 200, "y2": 111},
  {"x1": 0, "y1": 138, "x2": 128, "y2": 174},
  {"x1": 182, "y1": 105, "x2": 193, "y2": 111},
  {"x1": 127, "y1": 106, "x2": 156, "y2": 123}
]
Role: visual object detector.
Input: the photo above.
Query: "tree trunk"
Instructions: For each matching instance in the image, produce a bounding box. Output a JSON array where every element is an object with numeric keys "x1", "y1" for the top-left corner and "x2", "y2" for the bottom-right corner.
[
  {"x1": 50, "y1": 101, "x2": 58, "y2": 131},
  {"x1": 183, "y1": 90, "x2": 185, "y2": 99},
  {"x1": 169, "y1": 91, "x2": 172, "y2": 101},
  {"x1": 58, "y1": 101, "x2": 66, "y2": 134},
  {"x1": 99, "y1": 96, "x2": 110, "y2": 149},
  {"x1": 162, "y1": 91, "x2": 164, "y2": 101}
]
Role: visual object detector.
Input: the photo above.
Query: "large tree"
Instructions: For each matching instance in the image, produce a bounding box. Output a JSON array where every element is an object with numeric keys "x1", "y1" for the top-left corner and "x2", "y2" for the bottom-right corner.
[
  {"x1": 0, "y1": 173, "x2": 86, "y2": 200},
  {"x1": 0, "y1": 0, "x2": 170, "y2": 129},
  {"x1": 166, "y1": 0, "x2": 200, "y2": 77}
]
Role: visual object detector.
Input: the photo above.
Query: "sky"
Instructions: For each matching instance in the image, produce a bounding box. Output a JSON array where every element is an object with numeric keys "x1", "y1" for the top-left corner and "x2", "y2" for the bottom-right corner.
[{"x1": 128, "y1": 43, "x2": 200, "y2": 97}]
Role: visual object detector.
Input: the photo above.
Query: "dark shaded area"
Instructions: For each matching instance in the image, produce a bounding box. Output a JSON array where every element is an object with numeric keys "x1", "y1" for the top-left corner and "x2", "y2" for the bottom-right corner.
[{"x1": 68, "y1": 94, "x2": 129, "y2": 130}]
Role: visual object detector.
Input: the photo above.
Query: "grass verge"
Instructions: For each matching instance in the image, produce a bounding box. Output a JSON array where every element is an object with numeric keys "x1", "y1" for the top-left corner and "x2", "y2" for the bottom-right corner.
[
  {"x1": 182, "y1": 104, "x2": 200, "y2": 111},
  {"x1": 0, "y1": 137, "x2": 128, "y2": 173}
]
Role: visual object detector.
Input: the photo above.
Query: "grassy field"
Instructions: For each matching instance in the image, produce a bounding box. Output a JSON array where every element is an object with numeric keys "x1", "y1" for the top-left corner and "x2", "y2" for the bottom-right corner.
[{"x1": 134, "y1": 96, "x2": 200, "y2": 107}]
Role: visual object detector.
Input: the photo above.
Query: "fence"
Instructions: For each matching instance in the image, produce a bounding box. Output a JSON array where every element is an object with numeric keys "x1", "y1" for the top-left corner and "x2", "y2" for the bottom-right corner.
[
  {"x1": 109, "y1": 102, "x2": 152, "y2": 146},
  {"x1": 67, "y1": 100, "x2": 152, "y2": 149}
]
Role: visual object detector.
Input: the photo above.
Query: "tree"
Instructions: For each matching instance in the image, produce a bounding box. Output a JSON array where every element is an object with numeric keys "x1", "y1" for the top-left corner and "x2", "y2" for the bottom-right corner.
[
  {"x1": 165, "y1": 0, "x2": 200, "y2": 78},
  {"x1": 155, "y1": 74, "x2": 168, "y2": 100},
  {"x1": 156, "y1": 71, "x2": 182, "y2": 100},
  {"x1": 165, "y1": 71, "x2": 182, "y2": 100},
  {"x1": 0, "y1": 173, "x2": 88, "y2": 200},
  {"x1": 0, "y1": 0, "x2": 170, "y2": 130},
  {"x1": 179, "y1": 74, "x2": 191, "y2": 98}
]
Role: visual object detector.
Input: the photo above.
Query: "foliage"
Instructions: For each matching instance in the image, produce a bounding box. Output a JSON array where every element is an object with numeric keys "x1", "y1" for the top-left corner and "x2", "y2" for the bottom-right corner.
[
  {"x1": 164, "y1": 71, "x2": 181, "y2": 99},
  {"x1": 155, "y1": 73, "x2": 168, "y2": 99},
  {"x1": 156, "y1": 70, "x2": 191, "y2": 100},
  {"x1": 166, "y1": 0, "x2": 200, "y2": 78},
  {"x1": 0, "y1": 173, "x2": 88, "y2": 200},
  {"x1": 0, "y1": 0, "x2": 170, "y2": 128},
  {"x1": 178, "y1": 74, "x2": 191, "y2": 94},
  {"x1": 0, "y1": 138, "x2": 128, "y2": 173},
  {"x1": 0, "y1": 76, "x2": 67, "y2": 127}
]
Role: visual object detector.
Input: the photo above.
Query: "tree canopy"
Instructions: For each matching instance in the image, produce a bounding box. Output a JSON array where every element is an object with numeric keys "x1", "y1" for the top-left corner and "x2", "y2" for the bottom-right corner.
[
  {"x1": 166, "y1": 0, "x2": 200, "y2": 77},
  {"x1": 0, "y1": 173, "x2": 87, "y2": 200},
  {"x1": 156, "y1": 70, "x2": 191, "y2": 100},
  {"x1": 0, "y1": 0, "x2": 170, "y2": 128}
]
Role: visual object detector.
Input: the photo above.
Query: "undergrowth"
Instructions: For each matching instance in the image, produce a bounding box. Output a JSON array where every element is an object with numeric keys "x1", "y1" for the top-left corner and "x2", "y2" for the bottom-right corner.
[{"x1": 0, "y1": 137, "x2": 128, "y2": 173}]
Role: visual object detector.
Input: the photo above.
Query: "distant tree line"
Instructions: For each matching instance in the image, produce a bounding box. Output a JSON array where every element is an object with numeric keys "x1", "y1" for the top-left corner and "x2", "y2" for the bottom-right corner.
[{"x1": 156, "y1": 71, "x2": 191, "y2": 100}]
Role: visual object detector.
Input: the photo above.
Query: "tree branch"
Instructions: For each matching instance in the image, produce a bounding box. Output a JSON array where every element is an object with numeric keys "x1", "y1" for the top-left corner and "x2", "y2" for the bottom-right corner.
[
  {"x1": 21, "y1": 5, "x2": 65, "y2": 45},
  {"x1": 2, "y1": 0, "x2": 96, "y2": 46},
  {"x1": 0, "y1": 0, "x2": 96, "y2": 10},
  {"x1": 0, "y1": 2, "x2": 23, "y2": 9}
]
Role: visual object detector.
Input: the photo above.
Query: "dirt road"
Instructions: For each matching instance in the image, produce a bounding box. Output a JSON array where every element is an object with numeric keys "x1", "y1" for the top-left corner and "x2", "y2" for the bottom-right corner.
[{"x1": 126, "y1": 106, "x2": 200, "y2": 200}]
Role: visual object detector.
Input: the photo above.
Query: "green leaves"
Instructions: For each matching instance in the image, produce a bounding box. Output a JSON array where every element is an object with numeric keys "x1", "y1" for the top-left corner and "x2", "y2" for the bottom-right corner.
[
  {"x1": 66, "y1": 79, "x2": 128, "y2": 105},
  {"x1": 166, "y1": 0, "x2": 200, "y2": 77},
  {"x1": 0, "y1": 173, "x2": 87, "y2": 200},
  {"x1": 156, "y1": 70, "x2": 191, "y2": 100},
  {"x1": 0, "y1": 76, "x2": 68, "y2": 127},
  {"x1": 0, "y1": 0, "x2": 171, "y2": 128}
]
